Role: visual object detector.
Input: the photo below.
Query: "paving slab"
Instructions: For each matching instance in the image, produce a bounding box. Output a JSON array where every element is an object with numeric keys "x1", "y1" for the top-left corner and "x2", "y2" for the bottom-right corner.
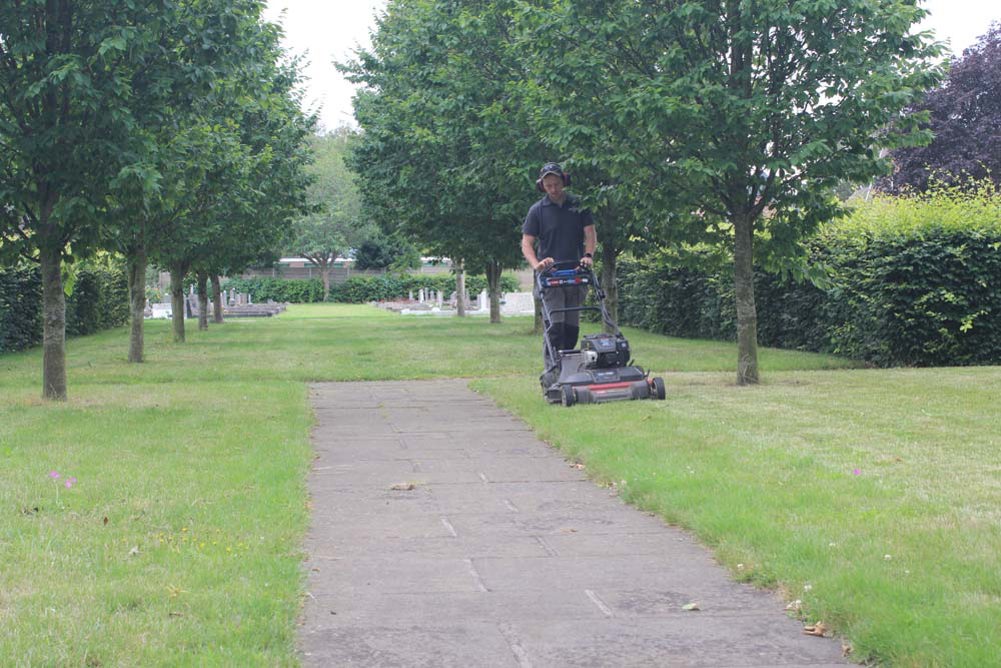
[{"x1": 299, "y1": 380, "x2": 848, "y2": 667}]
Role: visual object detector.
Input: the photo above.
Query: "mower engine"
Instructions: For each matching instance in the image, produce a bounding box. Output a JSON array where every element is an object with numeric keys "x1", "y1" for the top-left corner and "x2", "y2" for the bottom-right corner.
[{"x1": 581, "y1": 333, "x2": 630, "y2": 368}]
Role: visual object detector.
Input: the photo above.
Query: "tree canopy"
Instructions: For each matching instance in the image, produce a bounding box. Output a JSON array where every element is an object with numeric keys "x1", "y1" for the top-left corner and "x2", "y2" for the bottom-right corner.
[{"x1": 883, "y1": 22, "x2": 1001, "y2": 193}]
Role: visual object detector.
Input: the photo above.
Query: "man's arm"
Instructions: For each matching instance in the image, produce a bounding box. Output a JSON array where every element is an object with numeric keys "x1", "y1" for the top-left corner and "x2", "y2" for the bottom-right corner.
[
  {"x1": 521, "y1": 233, "x2": 552, "y2": 271},
  {"x1": 581, "y1": 224, "x2": 597, "y2": 267}
]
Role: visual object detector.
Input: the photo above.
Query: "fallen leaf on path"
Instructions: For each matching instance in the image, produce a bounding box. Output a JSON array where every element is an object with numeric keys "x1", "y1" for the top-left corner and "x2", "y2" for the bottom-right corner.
[
  {"x1": 803, "y1": 621, "x2": 829, "y2": 637},
  {"x1": 682, "y1": 602, "x2": 700, "y2": 611},
  {"x1": 390, "y1": 482, "x2": 417, "y2": 491}
]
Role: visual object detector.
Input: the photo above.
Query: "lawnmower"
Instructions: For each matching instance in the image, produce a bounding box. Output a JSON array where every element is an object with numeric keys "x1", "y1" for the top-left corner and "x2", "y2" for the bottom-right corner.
[{"x1": 537, "y1": 261, "x2": 666, "y2": 407}]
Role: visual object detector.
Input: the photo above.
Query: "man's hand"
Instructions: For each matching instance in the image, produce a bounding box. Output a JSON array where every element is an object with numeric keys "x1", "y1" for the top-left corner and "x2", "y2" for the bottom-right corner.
[
  {"x1": 535, "y1": 257, "x2": 555, "y2": 271},
  {"x1": 579, "y1": 255, "x2": 593, "y2": 269}
]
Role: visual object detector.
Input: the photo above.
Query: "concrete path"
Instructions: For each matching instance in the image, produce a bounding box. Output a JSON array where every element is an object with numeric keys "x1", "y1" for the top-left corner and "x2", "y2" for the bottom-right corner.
[{"x1": 299, "y1": 380, "x2": 847, "y2": 667}]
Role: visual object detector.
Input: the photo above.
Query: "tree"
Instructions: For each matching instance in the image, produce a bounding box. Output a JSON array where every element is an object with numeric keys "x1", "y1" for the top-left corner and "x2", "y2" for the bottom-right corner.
[
  {"x1": 0, "y1": 1, "x2": 164, "y2": 398},
  {"x1": 352, "y1": 233, "x2": 419, "y2": 271},
  {"x1": 188, "y1": 41, "x2": 315, "y2": 329},
  {"x1": 344, "y1": 0, "x2": 542, "y2": 323},
  {"x1": 126, "y1": 8, "x2": 313, "y2": 344},
  {"x1": 518, "y1": 0, "x2": 942, "y2": 384},
  {"x1": 105, "y1": 0, "x2": 294, "y2": 358},
  {"x1": 883, "y1": 22, "x2": 1001, "y2": 193},
  {"x1": 515, "y1": 7, "x2": 699, "y2": 329},
  {"x1": 287, "y1": 127, "x2": 373, "y2": 299}
]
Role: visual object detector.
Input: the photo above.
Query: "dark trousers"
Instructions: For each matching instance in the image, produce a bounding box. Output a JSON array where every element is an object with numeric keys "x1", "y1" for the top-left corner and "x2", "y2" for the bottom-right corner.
[{"x1": 538, "y1": 284, "x2": 585, "y2": 368}]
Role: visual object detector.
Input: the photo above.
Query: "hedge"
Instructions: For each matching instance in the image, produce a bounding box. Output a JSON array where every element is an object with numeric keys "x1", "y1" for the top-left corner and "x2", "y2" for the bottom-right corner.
[
  {"x1": 618, "y1": 187, "x2": 1001, "y2": 367},
  {"x1": 66, "y1": 267, "x2": 130, "y2": 338},
  {"x1": 0, "y1": 265, "x2": 130, "y2": 354},
  {"x1": 329, "y1": 273, "x2": 520, "y2": 304},
  {"x1": 223, "y1": 273, "x2": 521, "y2": 304},
  {"x1": 222, "y1": 276, "x2": 325, "y2": 304},
  {"x1": 0, "y1": 267, "x2": 42, "y2": 354}
]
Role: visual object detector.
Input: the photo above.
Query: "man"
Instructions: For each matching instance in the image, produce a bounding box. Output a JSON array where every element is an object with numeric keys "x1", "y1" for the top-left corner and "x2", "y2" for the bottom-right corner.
[{"x1": 521, "y1": 161, "x2": 597, "y2": 368}]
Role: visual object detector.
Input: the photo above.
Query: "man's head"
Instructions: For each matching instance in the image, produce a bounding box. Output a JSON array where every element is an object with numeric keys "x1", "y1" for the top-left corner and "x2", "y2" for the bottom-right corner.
[{"x1": 536, "y1": 162, "x2": 569, "y2": 199}]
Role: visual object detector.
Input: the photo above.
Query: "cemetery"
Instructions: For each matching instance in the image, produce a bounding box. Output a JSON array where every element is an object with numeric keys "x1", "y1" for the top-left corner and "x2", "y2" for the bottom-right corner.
[
  {"x1": 146, "y1": 286, "x2": 286, "y2": 320},
  {"x1": 2, "y1": 1, "x2": 999, "y2": 666},
  {"x1": 377, "y1": 286, "x2": 536, "y2": 316}
]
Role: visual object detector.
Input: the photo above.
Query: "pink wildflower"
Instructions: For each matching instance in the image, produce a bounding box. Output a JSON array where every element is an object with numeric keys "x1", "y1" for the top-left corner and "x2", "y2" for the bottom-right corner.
[{"x1": 49, "y1": 471, "x2": 60, "y2": 479}]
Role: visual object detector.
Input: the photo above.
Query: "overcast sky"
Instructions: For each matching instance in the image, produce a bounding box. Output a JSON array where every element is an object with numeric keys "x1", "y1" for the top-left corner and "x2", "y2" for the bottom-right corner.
[{"x1": 263, "y1": 0, "x2": 999, "y2": 132}]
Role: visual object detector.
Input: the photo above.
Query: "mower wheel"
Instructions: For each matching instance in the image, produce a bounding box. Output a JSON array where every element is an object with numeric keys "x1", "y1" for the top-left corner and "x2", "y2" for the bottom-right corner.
[
  {"x1": 560, "y1": 385, "x2": 576, "y2": 407},
  {"x1": 652, "y1": 377, "x2": 666, "y2": 400}
]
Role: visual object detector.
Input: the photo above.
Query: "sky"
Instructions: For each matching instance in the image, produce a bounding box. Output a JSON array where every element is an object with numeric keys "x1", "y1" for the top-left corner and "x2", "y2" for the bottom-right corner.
[{"x1": 263, "y1": 0, "x2": 999, "y2": 132}]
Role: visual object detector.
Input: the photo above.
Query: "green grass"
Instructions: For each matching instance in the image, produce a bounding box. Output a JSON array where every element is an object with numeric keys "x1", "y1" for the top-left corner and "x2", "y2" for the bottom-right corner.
[
  {"x1": 1, "y1": 378, "x2": 311, "y2": 666},
  {"x1": 1, "y1": 304, "x2": 998, "y2": 666}
]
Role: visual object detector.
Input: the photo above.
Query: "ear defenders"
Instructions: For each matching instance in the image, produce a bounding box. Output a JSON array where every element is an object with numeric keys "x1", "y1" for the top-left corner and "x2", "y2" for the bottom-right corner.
[{"x1": 536, "y1": 162, "x2": 571, "y2": 192}]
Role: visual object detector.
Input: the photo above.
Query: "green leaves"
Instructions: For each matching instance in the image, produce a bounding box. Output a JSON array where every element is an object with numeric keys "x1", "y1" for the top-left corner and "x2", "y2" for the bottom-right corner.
[
  {"x1": 97, "y1": 34, "x2": 129, "y2": 57},
  {"x1": 346, "y1": 0, "x2": 537, "y2": 272}
]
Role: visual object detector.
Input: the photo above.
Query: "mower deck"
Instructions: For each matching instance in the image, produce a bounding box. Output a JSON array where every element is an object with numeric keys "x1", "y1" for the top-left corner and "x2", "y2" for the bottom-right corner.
[{"x1": 537, "y1": 264, "x2": 666, "y2": 408}]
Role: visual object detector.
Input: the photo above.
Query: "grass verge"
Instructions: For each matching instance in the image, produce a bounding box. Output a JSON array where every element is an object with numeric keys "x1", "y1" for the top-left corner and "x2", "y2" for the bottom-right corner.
[{"x1": 0, "y1": 379, "x2": 311, "y2": 666}]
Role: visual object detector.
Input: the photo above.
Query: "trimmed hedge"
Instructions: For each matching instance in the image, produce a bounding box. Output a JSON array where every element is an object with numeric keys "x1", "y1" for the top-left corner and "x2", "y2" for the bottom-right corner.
[
  {"x1": 329, "y1": 273, "x2": 520, "y2": 304},
  {"x1": 65, "y1": 268, "x2": 130, "y2": 338},
  {"x1": 0, "y1": 267, "x2": 42, "y2": 354},
  {"x1": 223, "y1": 273, "x2": 521, "y2": 304},
  {"x1": 222, "y1": 276, "x2": 325, "y2": 304},
  {"x1": 619, "y1": 188, "x2": 1001, "y2": 367},
  {"x1": 0, "y1": 265, "x2": 130, "y2": 354}
]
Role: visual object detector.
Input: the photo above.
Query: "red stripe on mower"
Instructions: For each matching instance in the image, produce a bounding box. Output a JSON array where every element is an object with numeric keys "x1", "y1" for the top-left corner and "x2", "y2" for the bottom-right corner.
[{"x1": 585, "y1": 381, "x2": 635, "y2": 392}]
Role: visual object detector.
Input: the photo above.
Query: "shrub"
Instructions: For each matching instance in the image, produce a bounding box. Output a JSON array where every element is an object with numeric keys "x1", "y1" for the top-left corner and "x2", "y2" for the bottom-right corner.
[
  {"x1": 329, "y1": 273, "x2": 520, "y2": 303},
  {"x1": 222, "y1": 277, "x2": 325, "y2": 303},
  {"x1": 618, "y1": 183, "x2": 1001, "y2": 366},
  {"x1": 1, "y1": 263, "x2": 130, "y2": 354},
  {"x1": 617, "y1": 250, "x2": 735, "y2": 340},
  {"x1": 221, "y1": 273, "x2": 520, "y2": 305},
  {"x1": 66, "y1": 267, "x2": 130, "y2": 337},
  {"x1": 810, "y1": 187, "x2": 1001, "y2": 364},
  {"x1": 0, "y1": 267, "x2": 42, "y2": 353}
]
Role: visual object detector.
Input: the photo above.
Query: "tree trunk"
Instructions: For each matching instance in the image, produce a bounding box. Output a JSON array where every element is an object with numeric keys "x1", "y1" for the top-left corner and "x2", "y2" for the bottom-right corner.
[
  {"x1": 486, "y1": 260, "x2": 502, "y2": 324},
  {"x1": 169, "y1": 265, "x2": 187, "y2": 343},
  {"x1": 127, "y1": 248, "x2": 146, "y2": 363},
  {"x1": 733, "y1": 213, "x2": 759, "y2": 385},
  {"x1": 455, "y1": 260, "x2": 466, "y2": 317},
  {"x1": 211, "y1": 275, "x2": 224, "y2": 324},
  {"x1": 40, "y1": 244, "x2": 67, "y2": 400},
  {"x1": 320, "y1": 263, "x2": 331, "y2": 302},
  {"x1": 600, "y1": 243, "x2": 618, "y2": 334},
  {"x1": 196, "y1": 271, "x2": 209, "y2": 331}
]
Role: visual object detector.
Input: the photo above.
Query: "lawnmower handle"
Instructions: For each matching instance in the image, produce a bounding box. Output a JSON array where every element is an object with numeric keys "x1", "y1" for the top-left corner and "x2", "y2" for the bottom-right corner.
[{"x1": 539, "y1": 260, "x2": 591, "y2": 275}]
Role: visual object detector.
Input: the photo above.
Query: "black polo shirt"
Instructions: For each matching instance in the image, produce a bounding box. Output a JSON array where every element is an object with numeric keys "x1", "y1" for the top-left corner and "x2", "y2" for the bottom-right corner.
[{"x1": 522, "y1": 194, "x2": 594, "y2": 263}]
